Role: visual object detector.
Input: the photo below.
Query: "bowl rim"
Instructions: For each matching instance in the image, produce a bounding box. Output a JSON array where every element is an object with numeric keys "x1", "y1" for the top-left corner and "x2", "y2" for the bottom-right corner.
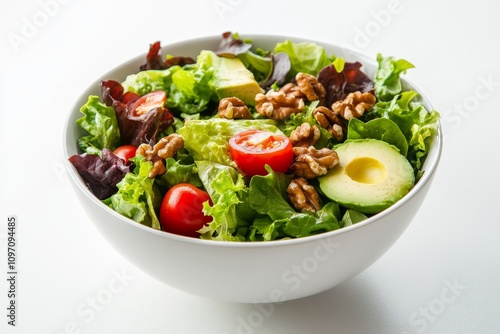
[{"x1": 62, "y1": 33, "x2": 443, "y2": 249}]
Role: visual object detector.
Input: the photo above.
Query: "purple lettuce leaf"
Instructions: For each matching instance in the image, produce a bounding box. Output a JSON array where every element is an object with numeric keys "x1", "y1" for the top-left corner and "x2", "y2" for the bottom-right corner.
[
  {"x1": 318, "y1": 62, "x2": 374, "y2": 107},
  {"x1": 68, "y1": 149, "x2": 133, "y2": 200},
  {"x1": 215, "y1": 31, "x2": 252, "y2": 58}
]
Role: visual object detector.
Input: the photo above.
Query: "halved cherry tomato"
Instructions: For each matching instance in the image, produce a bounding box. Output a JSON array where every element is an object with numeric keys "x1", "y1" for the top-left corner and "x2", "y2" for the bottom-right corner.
[
  {"x1": 130, "y1": 90, "x2": 166, "y2": 116},
  {"x1": 113, "y1": 145, "x2": 137, "y2": 162},
  {"x1": 159, "y1": 183, "x2": 213, "y2": 238},
  {"x1": 228, "y1": 129, "x2": 294, "y2": 177}
]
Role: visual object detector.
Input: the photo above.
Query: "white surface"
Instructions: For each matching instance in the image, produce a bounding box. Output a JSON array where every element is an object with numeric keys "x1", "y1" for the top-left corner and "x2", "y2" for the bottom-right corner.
[{"x1": 1, "y1": 0, "x2": 499, "y2": 333}]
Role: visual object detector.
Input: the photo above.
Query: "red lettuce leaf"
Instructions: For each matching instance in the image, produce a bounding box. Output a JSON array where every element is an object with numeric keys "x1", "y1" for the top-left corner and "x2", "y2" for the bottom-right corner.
[
  {"x1": 139, "y1": 41, "x2": 194, "y2": 71},
  {"x1": 318, "y1": 62, "x2": 374, "y2": 107},
  {"x1": 215, "y1": 32, "x2": 252, "y2": 58},
  {"x1": 100, "y1": 80, "x2": 174, "y2": 146},
  {"x1": 260, "y1": 52, "x2": 291, "y2": 89},
  {"x1": 68, "y1": 149, "x2": 133, "y2": 200}
]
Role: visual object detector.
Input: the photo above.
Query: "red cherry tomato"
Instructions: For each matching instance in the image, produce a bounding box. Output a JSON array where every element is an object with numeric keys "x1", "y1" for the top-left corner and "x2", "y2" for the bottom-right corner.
[
  {"x1": 228, "y1": 129, "x2": 294, "y2": 177},
  {"x1": 159, "y1": 183, "x2": 213, "y2": 238},
  {"x1": 113, "y1": 145, "x2": 137, "y2": 162},
  {"x1": 130, "y1": 90, "x2": 166, "y2": 116}
]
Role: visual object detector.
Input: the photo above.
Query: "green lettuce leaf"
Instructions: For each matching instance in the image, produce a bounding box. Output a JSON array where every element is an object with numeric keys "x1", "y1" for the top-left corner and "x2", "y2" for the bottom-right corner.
[
  {"x1": 122, "y1": 67, "x2": 180, "y2": 96},
  {"x1": 106, "y1": 156, "x2": 161, "y2": 230},
  {"x1": 248, "y1": 167, "x2": 340, "y2": 240},
  {"x1": 374, "y1": 54, "x2": 414, "y2": 101},
  {"x1": 166, "y1": 51, "x2": 215, "y2": 114},
  {"x1": 273, "y1": 40, "x2": 334, "y2": 79},
  {"x1": 197, "y1": 161, "x2": 250, "y2": 241},
  {"x1": 347, "y1": 117, "x2": 408, "y2": 156},
  {"x1": 178, "y1": 118, "x2": 281, "y2": 166},
  {"x1": 76, "y1": 95, "x2": 121, "y2": 155},
  {"x1": 340, "y1": 209, "x2": 368, "y2": 228},
  {"x1": 372, "y1": 90, "x2": 440, "y2": 176}
]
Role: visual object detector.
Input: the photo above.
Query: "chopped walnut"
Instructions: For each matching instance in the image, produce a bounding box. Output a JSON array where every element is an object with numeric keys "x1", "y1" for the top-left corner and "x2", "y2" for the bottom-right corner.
[
  {"x1": 331, "y1": 91, "x2": 376, "y2": 120},
  {"x1": 296, "y1": 72, "x2": 326, "y2": 105},
  {"x1": 278, "y1": 82, "x2": 305, "y2": 99},
  {"x1": 288, "y1": 178, "x2": 321, "y2": 212},
  {"x1": 289, "y1": 146, "x2": 339, "y2": 179},
  {"x1": 289, "y1": 123, "x2": 320, "y2": 148},
  {"x1": 218, "y1": 97, "x2": 252, "y2": 119},
  {"x1": 255, "y1": 90, "x2": 305, "y2": 120},
  {"x1": 136, "y1": 133, "x2": 184, "y2": 178},
  {"x1": 313, "y1": 106, "x2": 345, "y2": 141}
]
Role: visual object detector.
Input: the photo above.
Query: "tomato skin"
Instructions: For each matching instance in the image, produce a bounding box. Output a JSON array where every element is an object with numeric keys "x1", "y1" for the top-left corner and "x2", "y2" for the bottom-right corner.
[
  {"x1": 113, "y1": 145, "x2": 137, "y2": 162},
  {"x1": 130, "y1": 90, "x2": 166, "y2": 116},
  {"x1": 159, "y1": 184, "x2": 213, "y2": 238},
  {"x1": 229, "y1": 130, "x2": 294, "y2": 177}
]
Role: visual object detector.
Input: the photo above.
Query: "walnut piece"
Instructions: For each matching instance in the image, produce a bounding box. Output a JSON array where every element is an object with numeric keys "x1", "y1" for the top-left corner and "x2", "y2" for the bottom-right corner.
[
  {"x1": 289, "y1": 146, "x2": 339, "y2": 179},
  {"x1": 296, "y1": 72, "x2": 326, "y2": 105},
  {"x1": 255, "y1": 90, "x2": 305, "y2": 120},
  {"x1": 278, "y1": 82, "x2": 305, "y2": 99},
  {"x1": 218, "y1": 97, "x2": 252, "y2": 119},
  {"x1": 136, "y1": 133, "x2": 184, "y2": 178},
  {"x1": 313, "y1": 106, "x2": 345, "y2": 141},
  {"x1": 331, "y1": 91, "x2": 376, "y2": 120},
  {"x1": 288, "y1": 178, "x2": 321, "y2": 212},
  {"x1": 289, "y1": 123, "x2": 320, "y2": 148}
]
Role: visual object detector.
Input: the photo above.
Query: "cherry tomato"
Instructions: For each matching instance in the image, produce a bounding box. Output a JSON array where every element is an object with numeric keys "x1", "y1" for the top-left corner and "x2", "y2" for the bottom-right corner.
[
  {"x1": 113, "y1": 145, "x2": 137, "y2": 162},
  {"x1": 130, "y1": 90, "x2": 166, "y2": 116},
  {"x1": 159, "y1": 183, "x2": 213, "y2": 238},
  {"x1": 228, "y1": 129, "x2": 294, "y2": 177}
]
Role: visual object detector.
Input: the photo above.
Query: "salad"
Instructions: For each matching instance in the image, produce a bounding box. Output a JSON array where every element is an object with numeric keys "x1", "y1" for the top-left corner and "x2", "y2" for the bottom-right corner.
[{"x1": 68, "y1": 32, "x2": 440, "y2": 241}]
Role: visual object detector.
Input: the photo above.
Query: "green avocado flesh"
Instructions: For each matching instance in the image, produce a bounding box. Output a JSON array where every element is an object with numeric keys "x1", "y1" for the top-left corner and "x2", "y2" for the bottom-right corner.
[
  {"x1": 203, "y1": 50, "x2": 264, "y2": 106},
  {"x1": 319, "y1": 139, "x2": 415, "y2": 214}
]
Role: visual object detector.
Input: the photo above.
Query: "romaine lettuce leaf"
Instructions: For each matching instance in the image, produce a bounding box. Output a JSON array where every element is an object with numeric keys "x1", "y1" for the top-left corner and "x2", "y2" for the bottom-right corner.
[
  {"x1": 179, "y1": 118, "x2": 282, "y2": 166},
  {"x1": 374, "y1": 54, "x2": 414, "y2": 102},
  {"x1": 76, "y1": 95, "x2": 121, "y2": 154},
  {"x1": 106, "y1": 156, "x2": 161, "y2": 230}
]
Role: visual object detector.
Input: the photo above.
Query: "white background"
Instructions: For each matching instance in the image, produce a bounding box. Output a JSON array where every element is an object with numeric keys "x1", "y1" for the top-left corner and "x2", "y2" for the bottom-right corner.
[{"x1": 1, "y1": 0, "x2": 499, "y2": 333}]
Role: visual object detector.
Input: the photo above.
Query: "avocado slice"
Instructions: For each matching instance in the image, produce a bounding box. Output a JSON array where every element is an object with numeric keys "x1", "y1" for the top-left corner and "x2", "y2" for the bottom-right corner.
[
  {"x1": 201, "y1": 50, "x2": 264, "y2": 106},
  {"x1": 319, "y1": 139, "x2": 415, "y2": 214}
]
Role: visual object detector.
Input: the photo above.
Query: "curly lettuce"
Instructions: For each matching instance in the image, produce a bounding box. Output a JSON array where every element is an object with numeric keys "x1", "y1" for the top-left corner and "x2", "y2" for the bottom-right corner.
[
  {"x1": 76, "y1": 95, "x2": 121, "y2": 155},
  {"x1": 374, "y1": 54, "x2": 414, "y2": 101}
]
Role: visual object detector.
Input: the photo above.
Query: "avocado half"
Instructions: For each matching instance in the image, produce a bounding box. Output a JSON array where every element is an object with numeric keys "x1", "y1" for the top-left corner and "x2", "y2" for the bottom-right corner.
[{"x1": 319, "y1": 139, "x2": 415, "y2": 214}]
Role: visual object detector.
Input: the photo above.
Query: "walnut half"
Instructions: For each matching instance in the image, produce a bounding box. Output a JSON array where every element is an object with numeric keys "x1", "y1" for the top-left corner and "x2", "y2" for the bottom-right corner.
[
  {"x1": 289, "y1": 146, "x2": 339, "y2": 179},
  {"x1": 136, "y1": 133, "x2": 184, "y2": 178},
  {"x1": 255, "y1": 90, "x2": 305, "y2": 120},
  {"x1": 218, "y1": 97, "x2": 252, "y2": 119},
  {"x1": 289, "y1": 122, "x2": 320, "y2": 148},
  {"x1": 288, "y1": 178, "x2": 321, "y2": 212},
  {"x1": 331, "y1": 91, "x2": 376, "y2": 120}
]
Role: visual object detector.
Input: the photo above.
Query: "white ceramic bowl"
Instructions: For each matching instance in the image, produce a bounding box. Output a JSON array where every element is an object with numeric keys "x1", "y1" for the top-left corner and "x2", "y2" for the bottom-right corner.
[{"x1": 63, "y1": 34, "x2": 442, "y2": 303}]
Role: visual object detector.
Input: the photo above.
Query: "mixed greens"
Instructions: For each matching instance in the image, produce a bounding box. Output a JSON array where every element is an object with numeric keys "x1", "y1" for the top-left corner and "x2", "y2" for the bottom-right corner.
[{"x1": 69, "y1": 32, "x2": 440, "y2": 241}]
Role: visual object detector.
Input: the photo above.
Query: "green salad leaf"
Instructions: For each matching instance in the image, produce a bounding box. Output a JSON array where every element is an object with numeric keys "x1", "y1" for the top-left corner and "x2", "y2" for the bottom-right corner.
[
  {"x1": 372, "y1": 90, "x2": 440, "y2": 176},
  {"x1": 274, "y1": 39, "x2": 334, "y2": 79},
  {"x1": 106, "y1": 156, "x2": 161, "y2": 230},
  {"x1": 197, "y1": 161, "x2": 249, "y2": 241},
  {"x1": 374, "y1": 54, "x2": 415, "y2": 102},
  {"x1": 76, "y1": 95, "x2": 121, "y2": 155},
  {"x1": 179, "y1": 118, "x2": 282, "y2": 166},
  {"x1": 347, "y1": 117, "x2": 408, "y2": 156},
  {"x1": 248, "y1": 167, "x2": 340, "y2": 240},
  {"x1": 122, "y1": 67, "x2": 179, "y2": 96}
]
